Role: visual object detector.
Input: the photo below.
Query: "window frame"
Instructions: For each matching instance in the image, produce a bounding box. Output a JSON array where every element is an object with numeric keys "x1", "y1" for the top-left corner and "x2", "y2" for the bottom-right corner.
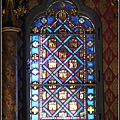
[{"x1": 23, "y1": 0, "x2": 104, "y2": 119}]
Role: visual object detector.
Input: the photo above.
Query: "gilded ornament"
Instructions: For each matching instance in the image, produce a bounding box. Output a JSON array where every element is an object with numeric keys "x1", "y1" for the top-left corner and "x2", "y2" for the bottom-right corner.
[
  {"x1": 59, "y1": 28, "x2": 67, "y2": 34},
  {"x1": 70, "y1": 8, "x2": 77, "y2": 16},
  {"x1": 48, "y1": 9, "x2": 55, "y2": 16},
  {"x1": 87, "y1": 54, "x2": 94, "y2": 61},
  {"x1": 86, "y1": 27, "x2": 94, "y2": 33},
  {"x1": 59, "y1": 49, "x2": 66, "y2": 58},
  {"x1": 42, "y1": 112, "x2": 46, "y2": 117},
  {"x1": 69, "y1": 102, "x2": 77, "y2": 110},
  {"x1": 32, "y1": 27, "x2": 39, "y2": 33},
  {"x1": 59, "y1": 112, "x2": 67, "y2": 117},
  {"x1": 79, "y1": 28, "x2": 84, "y2": 37},
  {"x1": 80, "y1": 49, "x2": 84, "y2": 57},
  {"x1": 59, "y1": 70, "x2": 67, "y2": 78},
  {"x1": 80, "y1": 112, "x2": 84, "y2": 117},
  {"x1": 13, "y1": 5, "x2": 27, "y2": 19},
  {"x1": 49, "y1": 80, "x2": 56, "y2": 89},
  {"x1": 42, "y1": 91, "x2": 46, "y2": 100},
  {"x1": 69, "y1": 80, "x2": 77, "y2": 88},
  {"x1": 69, "y1": 60, "x2": 77, "y2": 68},
  {"x1": 69, "y1": 39, "x2": 77, "y2": 48},
  {"x1": 48, "y1": 60, "x2": 56, "y2": 68},
  {"x1": 42, "y1": 50, "x2": 46, "y2": 58},
  {"x1": 49, "y1": 39, "x2": 57, "y2": 48},
  {"x1": 31, "y1": 107, "x2": 38, "y2": 114},
  {"x1": 59, "y1": 11, "x2": 67, "y2": 18},
  {"x1": 32, "y1": 54, "x2": 39, "y2": 60},
  {"x1": 32, "y1": 82, "x2": 39, "y2": 89},
  {"x1": 49, "y1": 102, "x2": 56, "y2": 110},
  {"x1": 42, "y1": 70, "x2": 46, "y2": 79},
  {"x1": 59, "y1": 91, "x2": 67, "y2": 100},
  {"x1": 88, "y1": 106, "x2": 94, "y2": 114},
  {"x1": 80, "y1": 70, "x2": 84, "y2": 78}
]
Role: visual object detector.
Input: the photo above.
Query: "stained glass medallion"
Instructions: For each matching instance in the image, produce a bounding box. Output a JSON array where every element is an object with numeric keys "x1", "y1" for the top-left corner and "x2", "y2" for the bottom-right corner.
[{"x1": 29, "y1": 1, "x2": 96, "y2": 120}]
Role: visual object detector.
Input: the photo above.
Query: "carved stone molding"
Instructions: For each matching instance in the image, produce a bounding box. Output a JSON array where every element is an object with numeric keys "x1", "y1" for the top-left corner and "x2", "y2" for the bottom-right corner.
[{"x1": 2, "y1": 27, "x2": 21, "y2": 32}]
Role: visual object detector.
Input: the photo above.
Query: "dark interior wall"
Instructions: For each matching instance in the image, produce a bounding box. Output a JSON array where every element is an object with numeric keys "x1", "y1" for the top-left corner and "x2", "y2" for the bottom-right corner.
[{"x1": 84, "y1": 0, "x2": 118, "y2": 120}]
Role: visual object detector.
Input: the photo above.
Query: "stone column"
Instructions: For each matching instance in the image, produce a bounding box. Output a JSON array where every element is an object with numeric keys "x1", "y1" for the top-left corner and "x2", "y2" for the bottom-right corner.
[{"x1": 2, "y1": 27, "x2": 21, "y2": 120}]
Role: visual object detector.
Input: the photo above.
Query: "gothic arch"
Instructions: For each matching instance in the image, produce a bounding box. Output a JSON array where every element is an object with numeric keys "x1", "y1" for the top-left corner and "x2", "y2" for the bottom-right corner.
[{"x1": 23, "y1": 0, "x2": 103, "y2": 119}]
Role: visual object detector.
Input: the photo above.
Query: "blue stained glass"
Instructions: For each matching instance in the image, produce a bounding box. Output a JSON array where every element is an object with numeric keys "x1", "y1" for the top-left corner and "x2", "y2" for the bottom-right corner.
[
  {"x1": 32, "y1": 48, "x2": 38, "y2": 54},
  {"x1": 32, "y1": 89, "x2": 38, "y2": 94},
  {"x1": 47, "y1": 16, "x2": 54, "y2": 24},
  {"x1": 31, "y1": 75, "x2": 38, "y2": 81},
  {"x1": 87, "y1": 100, "x2": 94, "y2": 106},
  {"x1": 32, "y1": 115, "x2": 38, "y2": 120},
  {"x1": 46, "y1": 27, "x2": 53, "y2": 33},
  {"x1": 87, "y1": 61, "x2": 94, "y2": 67},
  {"x1": 32, "y1": 36, "x2": 38, "y2": 41},
  {"x1": 31, "y1": 62, "x2": 38, "y2": 68},
  {"x1": 53, "y1": 24, "x2": 62, "y2": 33},
  {"x1": 88, "y1": 114, "x2": 94, "y2": 119},
  {"x1": 65, "y1": 2, "x2": 74, "y2": 11},
  {"x1": 74, "y1": 27, "x2": 79, "y2": 33},
  {"x1": 87, "y1": 47, "x2": 94, "y2": 54},
  {"x1": 34, "y1": 19, "x2": 42, "y2": 28},
  {"x1": 88, "y1": 88, "x2": 94, "y2": 94},
  {"x1": 84, "y1": 19, "x2": 92, "y2": 28},
  {"x1": 88, "y1": 75, "x2": 94, "y2": 80},
  {"x1": 86, "y1": 34, "x2": 94, "y2": 41},
  {"x1": 32, "y1": 101, "x2": 38, "y2": 107},
  {"x1": 71, "y1": 16, "x2": 79, "y2": 24},
  {"x1": 64, "y1": 24, "x2": 72, "y2": 33},
  {"x1": 51, "y1": 2, "x2": 60, "y2": 11}
]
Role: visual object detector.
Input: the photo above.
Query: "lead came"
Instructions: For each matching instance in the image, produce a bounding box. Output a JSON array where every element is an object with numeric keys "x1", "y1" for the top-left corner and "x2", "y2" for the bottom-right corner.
[{"x1": 29, "y1": 1, "x2": 97, "y2": 119}]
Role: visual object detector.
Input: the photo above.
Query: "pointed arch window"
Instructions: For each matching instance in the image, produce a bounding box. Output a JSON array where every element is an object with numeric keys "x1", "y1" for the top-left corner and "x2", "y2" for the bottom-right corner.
[{"x1": 24, "y1": 0, "x2": 103, "y2": 120}]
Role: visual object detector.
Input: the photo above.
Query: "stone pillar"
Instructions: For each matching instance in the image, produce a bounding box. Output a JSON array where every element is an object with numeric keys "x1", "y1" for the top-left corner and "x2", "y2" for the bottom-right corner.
[{"x1": 2, "y1": 27, "x2": 21, "y2": 120}]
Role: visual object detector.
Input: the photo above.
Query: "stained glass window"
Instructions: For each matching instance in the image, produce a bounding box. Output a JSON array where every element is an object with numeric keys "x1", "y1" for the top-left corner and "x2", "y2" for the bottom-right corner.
[{"x1": 26, "y1": 1, "x2": 103, "y2": 120}]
